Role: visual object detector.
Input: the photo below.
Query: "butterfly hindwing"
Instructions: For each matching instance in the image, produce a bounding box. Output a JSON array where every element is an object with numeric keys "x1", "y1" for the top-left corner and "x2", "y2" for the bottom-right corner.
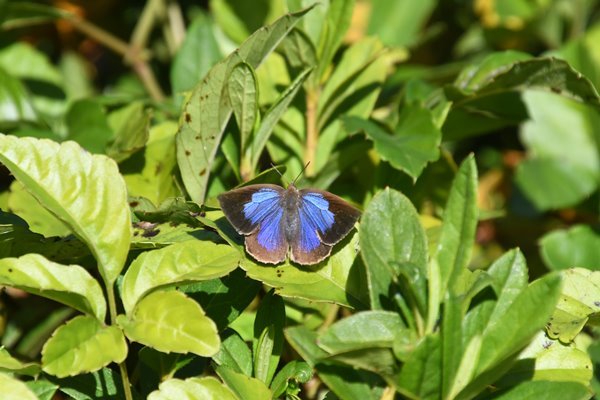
[{"x1": 217, "y1": 184, "x2": 288, "y2": 264}]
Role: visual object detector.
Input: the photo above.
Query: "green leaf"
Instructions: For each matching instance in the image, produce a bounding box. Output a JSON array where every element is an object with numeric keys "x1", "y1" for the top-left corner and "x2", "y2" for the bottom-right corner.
[
  {"x1": 547, "y1": 268, "x2": 600, "y2": 343},
  {"x1": 285, "y1": 326, "x2": 386, "y2": 400},
  {"x1": 176, "y1": 5, "x2": 314, "y2": 203},
  {"x1": 181, "y1": 268, "x2": 261, "y2": 332},
  {"x1": 515, "y1": 91, "x2": 600, "y2": 210},
  {"x1": 393, "y1": 333, "x2": 442, "y2": 399},
  {"x1": 8, "y1": 180, "x2": 71, "y2": 237},
  {"x1": 499, "y1": 332, "x2": 592, "y2": 388},
  {"x1": 41, "y1": 315, "x2": 127, "y2": 378},
  {"x1": 344, "y1": 103, "x2": 441, "y2": 180},
  {"x1": 253, "y1": 290, "x2": 285, "y2": 385},
  {"x1": 216, "y1": 365, "x2": 273, "y2": 400},
  {"x1": 26, "y1": 379, "x2": 58, "y2": 400},
  {"x1": 0, "y1": 2, "x2": 68, "y2": 30},
  {"x1": 435, "y1": 155, "x2": 478, "y2": 297},
  {"x1": 444, "y1": 56, "x2": 600, "y2": 140},
  {"x1": 270, "y1": 360, "x2": 312, "y2": 398},
  {"x1": 475, "y1": 273, "x2": 562, "y2": 377},
  {"x1": 213, "y1": 329, "x2": 253, "y2": 376},
  {"x1": 0, "y1": 373, "x2": 38, "y2": 400},
  {"x1": 0, "y1": 253, "x2": 106, "y2": 320},
  {"x1": 540, "y1": 225, "x2": 600, "y2": 271},
  {"x1": 239, "y1": 229, "x2": 368, "y2": 308},
  {"x1": 117, "y1": 290, "x2": 220, "y2": 357},
  {"x1": 0, "y1": 347, "x2": 41, "y2": 376},
  {"x1": 65, "y1": 99, "x2": 112, "y2": 154},
  {"x1": 148, "y1": 376, "x2": 237, "y2": 400},
  {"x1": 0, "y1": 135, "x2": 132, "y2": 285},
  {"x1": 121, "y1": 240, "x2": 240, "y2": 314},
  {"x1": 250, "y1": 67, "x2": 312, "y2": 172},
  {"x1": 122, "y1": 121, "x2": 180, "y2": 206},
  {"x1": 279, "y1": 28, "x2": 317, "y2": 70},
  {"x1": 228, "y1": 62, "x2": 258, "y2": 157},
  {"x1": 0, "y1": 67, "x2": 37, "y2": 126},
  {"x1": 360, "y1": 188, "x2": 428, "y2": 311},
  {"x1": 171, "y1": 11, "x2": 222, "y2": 96},
  {"x1": 315, "y1": 0, "x2": 355, "y2": 82},
  {"x1": 488, "y1": 381, "x2": 590, "y2": 400},
  {"x1": 0, "y1": 42, "x2": 62, "y2": 85},
  {"x1": 106, "y1": 102, "x2": 150, "y2": 162},
  {"x1": 367, "y1": 0, "x2": 437, "y2": 47},
  {"x1": 53, "y1": 367, "x2": 126, "y2": 400},
  {"x1": 318, "y1": 311, "x2": 404, "y2": 354}
]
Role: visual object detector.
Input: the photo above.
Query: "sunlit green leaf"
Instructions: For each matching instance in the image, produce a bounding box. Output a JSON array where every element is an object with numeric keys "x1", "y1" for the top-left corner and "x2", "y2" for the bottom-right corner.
[
  {"x1": 0, "y1": 253, "x2": 106, "y2": 320},
  {"x1": 0, "y1": 373, "x2": 38, "y2": 400},
  {"x1": 121, "y1": 240, "x2": 240, "y2": 314},
  {"x1": 540, "y1": 225, "x2": 600, "y2": 271},
  {"x1": 41, "y1": 315, "x2": 127, "y2": 378},
  {"x1": 0, "y1": 347, "x2": 41, "y2": 376},
  {"x1": 148, "y1": 376, "x2": 237, "y2": 400},
  {"x1": 216, "y1": 365, "x2": 273, "y2": 400},
  {"x1": 0, "y1": 135, "x2": 132, "y2": 285},
  {"x1": 117, "y1": 290, "x2": 220, "y2": 357}
]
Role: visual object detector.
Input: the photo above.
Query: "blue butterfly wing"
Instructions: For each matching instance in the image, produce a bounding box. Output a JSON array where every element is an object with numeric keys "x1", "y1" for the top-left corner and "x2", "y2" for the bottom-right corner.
[
  {"x1": 218, "y1": 184, "x2": 288, "y2": 264},
  {"x1": 291, "y1": 189, "x2": 361, "y2": 265}
]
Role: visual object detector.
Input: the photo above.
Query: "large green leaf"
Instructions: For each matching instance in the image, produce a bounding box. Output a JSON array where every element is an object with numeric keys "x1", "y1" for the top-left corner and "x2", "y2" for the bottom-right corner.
[
  {"x1": 360, "y1": 188, "x2": 428, "y2": 311},
  {"x1": 498, "y1": 332, "x2": 592, "y2": 388},
  {"x1": 547, "y1": 268, "x2": 600, "y2": 343},
  {"x1": 250, "y1": 67, "x2": 312, "y2": 172},
  {"x1": 239, "y1": 229, "x2": 368, "y2": 308},
  {"x1": 106, "y1": 101, "x2": 150, "y2": 162},
  {"x1": 367, "y1": 0, "x2": 436, "y2": 47},
  {"x1": 7, "y1": 180, "x2": 71, "y2": 237},
  {"x1": 318, "y1": 311, "x2": 404, "y2": 354},
  {"x1": 314, "y1": 0, "x2": 354, "y2": 82},
  {"x1": 444, "y1": 55, "x2": 600, "y2": 140},
  {"x1": 176, "y1": 6, "x2": 314, "y2": 203},
  {"x1": 473, "y1": 274, "x2": 562, "y2": 380},
  {"x1": 344, "y1": 103, "x2": 441, "y2": 180},
  {"x1": 122, "y1": 121, "x2": 180, "y2": 206},
  {"x1": 121, "y1": 240, "x2": 240, "y2": 314},
  {"x1": 170, "y1": 11, "x2": 222, "y2": 97},
  {"x1": 394, "y1": 333, "x2": 442, "y2": 399},
  {"x1": 435, "y1": 156, "x2": 478, "y2": 297},
  {"x1": 228, "y1": 62, "x2": 258, "y2": 159},
  {"x1": 41, "y1": 315, "x2": 127, "y2": 378},
  {"x1": 0, "y1": 135, "x2": 132, "y2": 285},
  {"x1": 253, "y1": 291, "x2": 285, "y2": 385},
  {"x1": 285, "y1": 326, "x2": 386, "y2": 400},
  {"x1": 515, "y1": 91, "x2": 600, "y2": 210},
  {"x1": 213, "y1": 329, "x2": 253, "y2": 376},
  {"x1": 487, "y1": 381, "x2": 590, "y2": 400},
  {"x1": 0, "y1": 373, "x2": 38, "y2": 400},
  {"x1": 0, "y1": 67, "x2": 37, "y2": 126},
  {"x1": 117, "y1": 290, "x2": 220, "y2": 357},
  {"x1": 0, "y1": 347, "x2": 41, "y2": 376},
  {"x1": 148, "y1": 377, "x2": 237, "y2": 400},
  {"x1": 216, "y1": 365, "x2": 273, "y2": 400},
  {"x1": 540, "y1": 225, "x2": 600, "y2": 271},
  {"x1": 0, "y1": 253, "x2": 106, "y2": 320}
]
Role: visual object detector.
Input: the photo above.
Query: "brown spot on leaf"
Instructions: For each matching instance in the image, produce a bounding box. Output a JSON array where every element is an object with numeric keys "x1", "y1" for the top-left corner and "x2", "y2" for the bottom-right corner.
[
  {"x1": 199, "y1": 168, "x2": 206, "y2": 176},
  {"x1": 129, "y1": 201, "x2": 139, "y2": 207},
  {"x1": 185, "y1": 150, "x2": 191, "y2": 156},
  {"x1": 185, "y1": 113, "x2": 191, "y2": 123}
]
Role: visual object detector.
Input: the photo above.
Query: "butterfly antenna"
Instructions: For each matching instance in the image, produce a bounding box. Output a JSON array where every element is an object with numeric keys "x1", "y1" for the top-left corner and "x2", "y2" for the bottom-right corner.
[
  {"x1": 270, "y1": 163, "x2": 289, "y2": 186},
  {"x1": 292, "y1": 162, "x2": 310, "y2": 186}
]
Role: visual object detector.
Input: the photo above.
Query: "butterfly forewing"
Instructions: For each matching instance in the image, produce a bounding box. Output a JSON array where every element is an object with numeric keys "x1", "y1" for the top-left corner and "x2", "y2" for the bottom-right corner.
[
  {"x1": 299, "y1": 189, "x2": 361, "y2": 245},
  {"x1": 218, "y1": 184, "x2": 288, "y2": 264}
]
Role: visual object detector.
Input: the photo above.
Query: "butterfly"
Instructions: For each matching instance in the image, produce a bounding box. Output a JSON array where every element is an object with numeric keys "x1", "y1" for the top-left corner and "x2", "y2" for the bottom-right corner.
[{"x1": 218, "y1": 184, "x2": 361, "y2": 265}]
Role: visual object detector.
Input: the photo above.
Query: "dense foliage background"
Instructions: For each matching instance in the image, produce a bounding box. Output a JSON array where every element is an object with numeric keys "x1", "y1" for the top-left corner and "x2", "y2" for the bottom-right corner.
[{"x1": 0, "y1": 0, "x2": 599, "y2": 399}]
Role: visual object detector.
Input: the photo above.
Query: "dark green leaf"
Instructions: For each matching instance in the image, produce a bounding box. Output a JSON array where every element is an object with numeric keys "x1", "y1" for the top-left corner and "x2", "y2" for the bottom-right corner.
[
  {"x1": 540, "y1": 225, "x2": 600, "y2": 271},
  {"x1": 253, "y1": 290, "x2": 285, "y2": 385}
]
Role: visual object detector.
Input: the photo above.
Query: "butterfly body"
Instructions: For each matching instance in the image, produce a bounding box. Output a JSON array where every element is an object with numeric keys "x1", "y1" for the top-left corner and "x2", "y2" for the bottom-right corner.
[{"x1": 218, "y1": 184, "x2": 360, "y2": 265}]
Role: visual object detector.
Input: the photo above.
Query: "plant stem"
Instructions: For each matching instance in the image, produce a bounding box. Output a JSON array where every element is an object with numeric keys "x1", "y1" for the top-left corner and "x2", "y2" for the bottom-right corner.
[
  {"x1": 106, "y1": 282, "x2": 133, "y2": 400},
  {"x1": 66, "y1": 13, "x2": 165, "y2": 101},
  {"x1": 304, "y1": 87, "x2": 319, "y2": 176}
]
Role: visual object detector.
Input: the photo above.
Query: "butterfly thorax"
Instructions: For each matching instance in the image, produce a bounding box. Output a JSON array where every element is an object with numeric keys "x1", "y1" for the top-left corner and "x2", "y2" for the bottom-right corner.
[{"x1": 281, "y1": 185, "x2": 302, "y2": 242}]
